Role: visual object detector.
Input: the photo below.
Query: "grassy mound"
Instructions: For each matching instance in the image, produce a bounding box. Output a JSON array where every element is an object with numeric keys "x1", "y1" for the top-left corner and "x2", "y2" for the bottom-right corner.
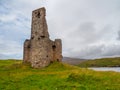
[
  {"x1": 0, "y1": 60, "x2": 120, "y2": 90},
  {"x1": 78, "y1": 57, "x2": 120, "y2": 67}
]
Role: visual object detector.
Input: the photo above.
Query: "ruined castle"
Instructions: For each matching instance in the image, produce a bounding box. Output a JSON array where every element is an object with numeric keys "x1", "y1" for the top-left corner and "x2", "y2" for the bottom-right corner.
[{"x1": 23, "y1": 7, "x2": 62, "y2": 68}]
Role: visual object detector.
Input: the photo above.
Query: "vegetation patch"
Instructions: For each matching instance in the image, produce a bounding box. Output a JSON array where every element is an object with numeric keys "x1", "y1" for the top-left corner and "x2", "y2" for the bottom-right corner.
[
  {"x1": 0, "y1": 60, "x2": 120, "y2": 90},
  {"x1": 78, "y1": 57, "x2": 120, "y2": 67}
]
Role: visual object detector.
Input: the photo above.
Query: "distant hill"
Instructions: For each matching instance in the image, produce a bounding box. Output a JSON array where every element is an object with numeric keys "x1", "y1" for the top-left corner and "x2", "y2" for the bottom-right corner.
[
  {"x1": 78, "y1": 57, "x2": 120, "y2": 67},
  {"x1": 62, "y1": 57, "x2": 86, "y2": 65}
]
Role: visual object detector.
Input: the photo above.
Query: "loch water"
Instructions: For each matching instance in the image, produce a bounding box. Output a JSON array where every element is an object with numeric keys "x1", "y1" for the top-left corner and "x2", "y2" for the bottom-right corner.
[{"x1": 89, "y1": 67, "x2": 120, "y2": 72}]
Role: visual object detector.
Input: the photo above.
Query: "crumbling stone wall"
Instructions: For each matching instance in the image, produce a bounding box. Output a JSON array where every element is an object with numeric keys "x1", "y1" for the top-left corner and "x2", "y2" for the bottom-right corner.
[{"x1": 23, "y1": 7, "x2": 62, "y2": 68}]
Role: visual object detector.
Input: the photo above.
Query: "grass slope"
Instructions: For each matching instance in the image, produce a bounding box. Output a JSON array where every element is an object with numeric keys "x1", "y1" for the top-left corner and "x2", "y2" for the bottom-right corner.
[
  {"x1": 78, "y1": 58, "x2": 120, "y2": 67},
  {"x1": 0, "y1": 60, "x2": 120, "y2": 90}
]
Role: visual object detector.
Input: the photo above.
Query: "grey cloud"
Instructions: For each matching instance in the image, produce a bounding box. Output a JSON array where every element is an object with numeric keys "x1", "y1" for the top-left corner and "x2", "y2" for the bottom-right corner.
[
  {"x1": 0, "y1": 54, "x2": 10, "y2": 59},
  {"x1": 0, "y1": 0, "x2": 120, "y2": 59},
  {"x1": 68, "y1": 44, "x2": 120, "y2": 59},
  {"x1": 46, "y1": 0, "x2": 120, "y2": 59},
  {"x1": 117, "y1": 30, "x2": 120, "y2": 40},
  {"x1": 0, "y1": 40, "x2": 22, "y2": 59},
  {"x1": 65, "y1": 22, "x2": 113, "y2": 47},
  {"x1": 68, "y1": 22, "x2": 97, "y2": 43}
]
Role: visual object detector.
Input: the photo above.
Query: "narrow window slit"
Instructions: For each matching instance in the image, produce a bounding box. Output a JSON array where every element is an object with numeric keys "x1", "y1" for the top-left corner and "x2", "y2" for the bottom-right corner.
[
  {"x1": 38, "y1": 38, "x2": 40, "y2": 40},
  {"x1": 57, "y1": 59, "x2": 59, "y2": 61},
  {"x1": 37, "y1": 12, "x2": 40, "y2": 18},
  {"x1": 31, "y1": 36, "x2": 34, "y2": 39},
  {"x1": 27, "y1": 45, "x2": 31, "y2": 48}
]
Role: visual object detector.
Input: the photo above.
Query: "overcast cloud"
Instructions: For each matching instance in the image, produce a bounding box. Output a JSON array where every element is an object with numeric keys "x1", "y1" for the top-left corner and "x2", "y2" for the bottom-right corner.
[{"x1": 0, "y1": 0, "x2": 120, "y2": 59}]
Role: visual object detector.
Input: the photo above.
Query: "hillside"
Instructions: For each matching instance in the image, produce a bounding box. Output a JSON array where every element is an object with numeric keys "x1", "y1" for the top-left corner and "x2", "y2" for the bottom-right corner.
[
  {"x1": 0, "y1": 60, "x2": 120, "y2": 90},
  {"x1": 62, "y1": 57, "x2": 85, "y2": 65},
  {"x1": 78, "y1": 57, "x2": 120, "y2": 67}
]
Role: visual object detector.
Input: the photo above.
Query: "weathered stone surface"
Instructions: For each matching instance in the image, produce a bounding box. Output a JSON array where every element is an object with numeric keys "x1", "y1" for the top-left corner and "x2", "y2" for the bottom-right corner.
[{"x1": 23, "y1": 7, "x2": 62, "y2": 68}]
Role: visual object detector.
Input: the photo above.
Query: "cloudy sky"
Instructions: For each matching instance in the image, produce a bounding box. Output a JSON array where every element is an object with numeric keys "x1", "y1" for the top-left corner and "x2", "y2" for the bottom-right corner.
[{"x1": 0, "y1": 0, "x2": 120, "y2": 59}]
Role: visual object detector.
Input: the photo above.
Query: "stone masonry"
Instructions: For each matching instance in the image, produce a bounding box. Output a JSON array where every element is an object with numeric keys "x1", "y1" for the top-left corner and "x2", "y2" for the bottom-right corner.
[{"x1": 23, "y1": 7, "x2": 62, "y2": 68}]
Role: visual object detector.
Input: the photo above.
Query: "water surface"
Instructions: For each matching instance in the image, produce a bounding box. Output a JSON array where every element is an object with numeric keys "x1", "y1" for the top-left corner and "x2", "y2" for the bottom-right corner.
[{"x1": 89, "y1": 67, "x2": 120, "y2": 72}]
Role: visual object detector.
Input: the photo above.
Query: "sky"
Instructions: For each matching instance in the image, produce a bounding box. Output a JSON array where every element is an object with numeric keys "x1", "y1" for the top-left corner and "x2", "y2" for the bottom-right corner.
[{"x1": 0, "y1": 0, "x2": 120, "y2": 59}]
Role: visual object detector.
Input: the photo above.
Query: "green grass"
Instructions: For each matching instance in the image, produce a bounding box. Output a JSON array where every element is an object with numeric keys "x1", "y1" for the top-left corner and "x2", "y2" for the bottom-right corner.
[
  {"x1": 78, "y1": 57, "x2": 120, "y2": 67},
  {"x1": 0, "y1": 60, "x2": 120, "y2": 90}
]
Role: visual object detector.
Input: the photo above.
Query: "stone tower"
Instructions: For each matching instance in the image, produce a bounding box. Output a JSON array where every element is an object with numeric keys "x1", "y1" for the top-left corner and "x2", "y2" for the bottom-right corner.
[{"x1": 23, "y1": 7, "x2": 62, "y2": 68}]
